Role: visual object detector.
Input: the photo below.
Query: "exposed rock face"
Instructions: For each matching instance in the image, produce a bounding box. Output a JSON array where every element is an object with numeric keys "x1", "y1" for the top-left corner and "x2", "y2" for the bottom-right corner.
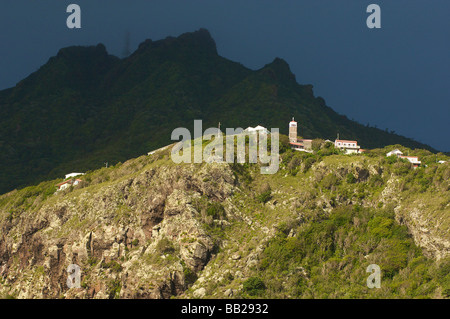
[
  {"x1": 0, "y1": 159, "x2": 236, "y2": 299},
  {"x1": 380, "y1": 175, "x2": 450, "y2": 261},
  {"x1": 396, "y1": 205, "x2": 450, "y2": 260}
]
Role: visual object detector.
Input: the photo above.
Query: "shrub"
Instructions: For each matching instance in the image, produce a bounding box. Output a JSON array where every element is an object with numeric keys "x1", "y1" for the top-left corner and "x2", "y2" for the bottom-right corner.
[
  {"x1": 257, "y1": 183, "x2": 272, "y2": 204},
  {"x1": 206, "y1": 202, "x2": 226, "y2": 219},
  {"x1": 312, "y1": 139, "x2": 325, "y2": 152},
  {"x1": 317, "y1": 141, "x2": 339, "y2": 156},
  {"x1": 183, "y1": 267, "x2": 198, "y2": 287},
  {"x1": 278, "y1": 134, "x2": 291, "y2": 153},
  {"x1": 230, "y1": 163, "x2": 253, "y2": 185},
  {"x1": 101, "y1": 260, "x2": 123, "y2": 272},
  {"x1": 346, "y1": 173, "x2": 356, "y2": 184},
  {"x1": 369, "y1": 174, "x2": 383, "y2": 187},
  {"x1": 156, "y1": 237, "x2": 175, "y2": 254},
  {"x1": 131, "y1": 239, "x2": 139, "y2": 246},
  {"x1": 393, "y1": 161, "x2": 411, "y2": 176},
  {"x1": 303, "y1": 156, "x2": 317, "y2": 172},
  {"x1": 385, "y1": 155, "x2": 398, "y2": 164},
  {"x1": 436, "y1": 258, "x2": 450, "y2": 297},
  {"x1": 368, "y1": 217, "x2": 394, "y2": 238},
  {"x1": 243, "y1": 277, "x2": 266, "y2": 296},
  {"x1": 87, "y1": 257, "x2": 99, "y2": 266},
  {"x1": 376, "y1": 239, "x2": 412, "y2": 279},
  {"x1": 287, "y1": 155, "x2": 302, "y2": 173},
  {"x1": 107, "y1": 279, "x2": 122, "y2": 299},
  {"x1": 321, "y1": 174, "x2": 340, "y2": 190}
]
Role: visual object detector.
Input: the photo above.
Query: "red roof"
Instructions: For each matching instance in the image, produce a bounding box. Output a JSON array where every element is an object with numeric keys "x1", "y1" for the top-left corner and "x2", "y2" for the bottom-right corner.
[
  {"x1": 56, "y1": 179, "x2": 82, "y2": 187},
  {"x1": 56, "y1": 180, "x2": 70, "y2": 187},
  {"x1": 289, "y1": 142, "x2": 304, "y2": 146},
  {"x1": 335, "y1": 139, "x2": 358, "y2": 144}
]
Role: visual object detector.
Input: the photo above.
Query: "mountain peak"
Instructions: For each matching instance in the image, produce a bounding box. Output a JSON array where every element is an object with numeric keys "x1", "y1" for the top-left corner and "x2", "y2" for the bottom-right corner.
[
  {"x1": 260, "y1": 57, "x2": 296, "y2": 83},
  {"x1": 178, "y1": 28, "x2": 217, "y2": 54},
  {"x1": 56, "y1": 43, "x2": 109, "y2": 60},
  {"x1": 179, "y1": 28, "x2": 214, "y2": 42},
  {"x1": 15, "y1": 43, "x2": 117, "y2": 93},
  {"x1": 136, "y1": 28, "x2": 217, "y2": 56}
]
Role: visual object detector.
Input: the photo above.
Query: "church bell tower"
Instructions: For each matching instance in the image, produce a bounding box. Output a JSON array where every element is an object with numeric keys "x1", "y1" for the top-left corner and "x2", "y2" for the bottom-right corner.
[{"x1": 289, "y1": 117, "x2": 297, "y2": 143}]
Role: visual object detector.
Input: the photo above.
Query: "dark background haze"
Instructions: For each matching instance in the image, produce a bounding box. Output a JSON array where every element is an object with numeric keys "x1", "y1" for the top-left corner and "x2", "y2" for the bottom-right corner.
[{"x1": 0, "y1": 0, "x2": 448, "y2": 151}]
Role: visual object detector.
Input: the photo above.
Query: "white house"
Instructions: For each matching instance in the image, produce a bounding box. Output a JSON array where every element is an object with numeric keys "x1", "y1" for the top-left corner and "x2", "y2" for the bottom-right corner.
[
  {"x1": 385, "y1": 150, "x2": 421, "y2": 168},
  {"x1": 386, "y1": 149, "x2": 403, "y2": 157},
  {"x1": 244, "y1": 125, "x2": 270, "y2": 135},
  {"x1": 334, "y1": 139, "x2": 361, "y2": 154},
  {"x1": 289, "y1": 141, "x2": 312, "y2": 153},
  {"x1": 56, "y1": 178, "x2": 82, "y2": 191},
  {"x1": 65, "y1": 173, "x2": 85, "y2": 179},
  {"x1": 399, "y1": 156, "x2": 421, "y2": 168}
]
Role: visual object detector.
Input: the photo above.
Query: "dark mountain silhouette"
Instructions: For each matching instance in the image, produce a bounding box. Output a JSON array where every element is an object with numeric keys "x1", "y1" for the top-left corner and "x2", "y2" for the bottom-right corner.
[{"x1": 0, "y1": 28, "x2": 435, "y2": 194}]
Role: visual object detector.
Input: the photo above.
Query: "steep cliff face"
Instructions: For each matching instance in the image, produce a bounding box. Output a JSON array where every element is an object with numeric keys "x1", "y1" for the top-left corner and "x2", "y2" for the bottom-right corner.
[
  {"x1": 0, "y1": 150, "x2": 237, "y2": 298},
  {"x1": 395, "y1": 197, "x2": 450, "y2": 261},
  {"x1": 0, "y1": 145, "x2": 449, "y2": 299},
  {"x1": 376, "y1": 170, "x2": 450, "y2": 260}
]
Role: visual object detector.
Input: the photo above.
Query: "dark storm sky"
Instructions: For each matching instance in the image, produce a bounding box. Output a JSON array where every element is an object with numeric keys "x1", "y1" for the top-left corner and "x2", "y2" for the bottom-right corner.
[{"x1": 1, "y1": 0, "x2": 449, "y2": 151}]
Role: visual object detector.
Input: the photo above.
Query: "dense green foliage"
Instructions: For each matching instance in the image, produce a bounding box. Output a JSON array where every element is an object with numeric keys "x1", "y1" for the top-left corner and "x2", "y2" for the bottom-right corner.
[
  {"x1": 0, "y1": 29, "x2": 436, "y2": 194},
  {"x1": 243, "y1": 277, "x2": 266, "y2": 296},
  {"x1": 229, "y1": 142, "x2": 449, "y2": 299},
  {"x1": 258, "y1": 205, "x2": 442, "y2": 298}
]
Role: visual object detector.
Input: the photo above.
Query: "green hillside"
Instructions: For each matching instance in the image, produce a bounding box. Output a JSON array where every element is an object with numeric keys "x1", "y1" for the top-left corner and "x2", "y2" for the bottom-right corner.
[
  {"x1": 0, "y1": 28, "x2": 436, "y2": 195},
  {"x1": 0, "y1": 136, "x2": 448, "y2": 299}
]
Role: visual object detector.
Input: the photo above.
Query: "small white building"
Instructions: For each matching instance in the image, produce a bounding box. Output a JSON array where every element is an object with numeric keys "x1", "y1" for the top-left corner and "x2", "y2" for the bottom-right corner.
[
  {"x1": 334, "y1": 139, "x2": 361, "y2": 154},
  {"x1": 399, "y1": 156, "x2": 421, "y2": 168},
  {"x1": 244, "y1": 125, "x2": 270, "y2": 135},
  {"x1": 65, "y1": 173, "x2": 85, "y2": 179},
  {"x1": 290, "y1": 141, "x2": 304, "y2": 151},
  {"x1": 386, "y1": 149, "x2": 403, "y2": 157},
  {"x1": 56, "y1": 178, "x2": 82, "y2": 191},
  {"x1": 385, "y1": 150, "x2": 422, "y2": 168}
]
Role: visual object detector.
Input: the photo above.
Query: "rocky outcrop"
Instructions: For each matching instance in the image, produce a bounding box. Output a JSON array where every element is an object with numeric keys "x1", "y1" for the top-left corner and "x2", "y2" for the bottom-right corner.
[
  {"x1": 0, "y1": 158, "x2": 236, "y2": 299},
  {"x1": 381, "y1": 175, "x2": 450, "y2": 260},
  {"x1": 395, "y1": 205, "x2": 450, "y2": 260}
]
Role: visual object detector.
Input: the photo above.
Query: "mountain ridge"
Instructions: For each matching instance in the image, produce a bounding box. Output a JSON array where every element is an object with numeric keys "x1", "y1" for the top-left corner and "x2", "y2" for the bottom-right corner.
[{"x1": 0, "y1": 28, "x2": 439, "y2": 195}]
